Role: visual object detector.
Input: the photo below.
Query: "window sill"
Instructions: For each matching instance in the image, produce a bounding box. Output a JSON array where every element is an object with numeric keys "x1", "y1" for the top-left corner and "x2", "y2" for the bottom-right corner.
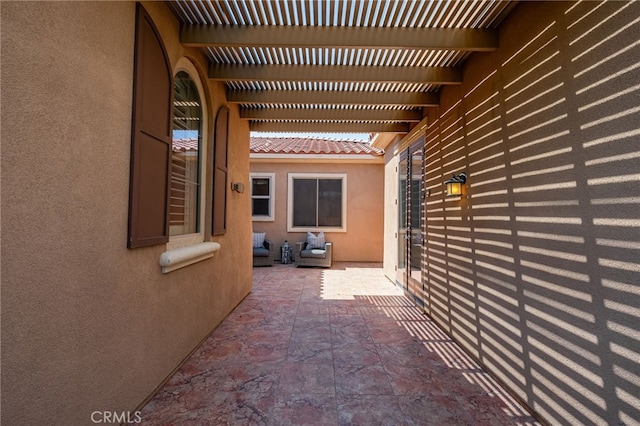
[
  {"x1": 159, "y1": 242, "x2": 221, "y2": 274},
  {"x1": 287, "y1": 227, "x2": 346, "y2": 233},
  {"x1": 252, "y1": 216, "x2": 275, "y2": 222}
]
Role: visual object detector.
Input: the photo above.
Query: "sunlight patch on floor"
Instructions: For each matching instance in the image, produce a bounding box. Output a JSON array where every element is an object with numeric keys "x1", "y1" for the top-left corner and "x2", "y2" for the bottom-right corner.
[{"x1": 319, "y1": 266, "x2": 402, "y2": 301}]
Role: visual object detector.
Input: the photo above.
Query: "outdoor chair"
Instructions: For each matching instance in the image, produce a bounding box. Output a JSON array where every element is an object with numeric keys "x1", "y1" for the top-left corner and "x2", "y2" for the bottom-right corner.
[
  {"x1": 253, "y1": 234, "x2": 275, "y2": 267},
  {"x1": 295, "y1": 241, "x2": 332, "y2": 268}
]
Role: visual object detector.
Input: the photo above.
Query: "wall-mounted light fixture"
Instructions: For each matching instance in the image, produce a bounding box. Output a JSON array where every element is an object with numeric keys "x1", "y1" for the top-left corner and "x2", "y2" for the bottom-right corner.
[
  {"x1": 231, "y1": 182, "x2": 245, "y2": 193},
  {"x1": 444, "y1": 172, "x2": 467, "y2": 197}
]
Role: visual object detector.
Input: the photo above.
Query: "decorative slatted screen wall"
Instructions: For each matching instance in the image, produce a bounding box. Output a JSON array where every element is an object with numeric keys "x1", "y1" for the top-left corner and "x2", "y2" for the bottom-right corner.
[{"x1": 421, "y1": 2, "x2": 639, "y2": 425}]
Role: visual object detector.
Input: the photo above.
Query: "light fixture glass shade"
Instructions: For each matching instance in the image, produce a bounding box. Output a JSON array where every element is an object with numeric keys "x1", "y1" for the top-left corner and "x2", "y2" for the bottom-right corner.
[
  {"x1": 444, "y1": 172, "x2": 467, "y2": 197},
  {"x1": 446, "y1": 181, "x2": 462, "y2": 196}
]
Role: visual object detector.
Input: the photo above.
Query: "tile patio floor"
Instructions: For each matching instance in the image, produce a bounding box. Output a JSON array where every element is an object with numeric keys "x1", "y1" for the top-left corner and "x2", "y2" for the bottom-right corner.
[{"x1": 139, "y1": 263, "x2": 540, "y2": 425}]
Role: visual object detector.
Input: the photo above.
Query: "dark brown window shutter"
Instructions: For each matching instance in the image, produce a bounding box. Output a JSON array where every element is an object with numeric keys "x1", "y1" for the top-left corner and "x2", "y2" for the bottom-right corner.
[
  {"x1": 212, "y1": 106, "x2": 229, "y2": 236},
  {"x1": 127, "y1": 4, "x2": 173, "y2": 248}
]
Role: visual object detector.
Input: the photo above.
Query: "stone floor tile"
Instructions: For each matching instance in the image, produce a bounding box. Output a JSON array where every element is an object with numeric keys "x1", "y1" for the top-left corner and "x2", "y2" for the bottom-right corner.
[
  {"x1": 271, "y1": 393, "x2": 337, "y2": 426},
  {"x1": 335, "y1": 364, "x2": 394, "y2": 396},
  {"x1": 332, "y1": 342, "x2": 382, "y2": 367},
  {"x1": 278, "y1": 362, "x2": 336, "y2": 394},
  {"x1": 398, "y1": 395, "x2": 474, "y2": 426},
  {"x1": 336, "y1": 394, "x2": 406, "y2": 426},
  {"x1": 286, "y1": 340, "x2": 334, "y2": 364}
]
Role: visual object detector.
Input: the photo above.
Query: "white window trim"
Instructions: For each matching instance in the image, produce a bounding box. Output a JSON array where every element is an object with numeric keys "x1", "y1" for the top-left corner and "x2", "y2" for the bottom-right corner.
[
  {"x1": 287, "y1": 173, "x2": 347, "y2": 233},
  {"x1": 162, "y1": 58, "x2": 214, "y2": 272},
  {"x1": 250, "y1": 172, "x2": 275, "y2": 222}
]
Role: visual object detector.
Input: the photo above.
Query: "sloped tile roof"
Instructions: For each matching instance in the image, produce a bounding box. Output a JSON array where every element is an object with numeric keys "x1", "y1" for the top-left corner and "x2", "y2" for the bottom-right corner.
[
  {"x1": 172, "y1": 138, "x2": 198, "y2": 152},
  {"x1": 250, "y1": 137, "x2": 384, "y2": 156}
]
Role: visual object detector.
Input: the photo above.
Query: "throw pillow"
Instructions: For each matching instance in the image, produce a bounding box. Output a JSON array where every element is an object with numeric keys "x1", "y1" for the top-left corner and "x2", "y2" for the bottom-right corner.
[
  {"x1": 253, "y1": 232, "x2": 266, "y2": 248},
  {"x1": 306, "y1": 231, "x2": 325, "y2": 249}
]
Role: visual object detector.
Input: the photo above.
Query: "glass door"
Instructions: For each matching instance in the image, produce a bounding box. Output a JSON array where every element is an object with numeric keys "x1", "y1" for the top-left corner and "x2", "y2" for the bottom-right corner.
[
  {"x1": 397, "y1": 153, "x2": 408, "y2": 287},
  {"x1": 397, "y1": 138, "x2": 425, "y2": 306}
]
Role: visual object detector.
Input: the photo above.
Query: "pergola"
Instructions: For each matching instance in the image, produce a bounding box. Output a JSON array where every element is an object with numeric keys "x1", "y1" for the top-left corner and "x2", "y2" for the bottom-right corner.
[{"x1": 167, "y1": 0, "x2": 518, "y2": 136}]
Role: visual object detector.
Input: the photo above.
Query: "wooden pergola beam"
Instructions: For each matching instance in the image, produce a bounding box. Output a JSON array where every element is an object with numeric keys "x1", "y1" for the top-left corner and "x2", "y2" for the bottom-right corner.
[
  {"x1": 250, "y1": 121, "x2": 410, "y2": 133},
  {"x1": 182, "y1": 25, "x2": 498, "y2": 51},
  {"x1": 227, "y1": 89, "x2": 439, "y2": 107},
  {"x1": 210, "y1": 64, "x2": 461, "y2": 84},
  {"x1": 240, "y1": 108, "x2": 423, "y2": 122}
]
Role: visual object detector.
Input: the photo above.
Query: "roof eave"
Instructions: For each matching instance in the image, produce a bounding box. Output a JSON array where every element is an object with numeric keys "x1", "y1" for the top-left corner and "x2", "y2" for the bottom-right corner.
[{"x1": 249, "y1": 153, "x2": 384, "y2": 164}]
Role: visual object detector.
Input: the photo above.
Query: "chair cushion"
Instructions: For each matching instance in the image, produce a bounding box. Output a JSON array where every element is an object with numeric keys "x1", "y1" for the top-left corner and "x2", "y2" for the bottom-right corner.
[
  {"x1": 300, "y1": 249, "x2": 327, "y2": 259},
  {"x1": 253, "y1": 247, "x2": 270, "y2": 257}
]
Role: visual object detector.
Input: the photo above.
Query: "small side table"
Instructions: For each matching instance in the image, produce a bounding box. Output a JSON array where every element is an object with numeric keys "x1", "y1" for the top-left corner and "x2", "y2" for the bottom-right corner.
[{"x1": 281, "y1": 245, "x2": 293, "y2": 264}]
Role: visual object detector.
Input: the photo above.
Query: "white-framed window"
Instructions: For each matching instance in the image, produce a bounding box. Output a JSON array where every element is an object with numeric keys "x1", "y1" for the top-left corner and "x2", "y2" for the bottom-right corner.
[
  {"x1": 287, "y1": 173, "x2": 347, "y2": 232},
  {"x1": 168, "y1": 59, "x2": 208, "y2": 249},
  {"x1": 159, "y1": 59, "x2": 222, "y2": 273},
  {"x1": 251, "y1": 173, "x2": 275, "y2": 221}
]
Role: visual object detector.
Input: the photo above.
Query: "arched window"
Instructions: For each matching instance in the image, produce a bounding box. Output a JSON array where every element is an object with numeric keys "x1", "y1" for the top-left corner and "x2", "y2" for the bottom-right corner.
[
  {"x1": 129, "y1": 10, "x2": 219, "y2": 269},
  {"x1": 170, "y1": 71, "x2": 203, "y2": 237}
]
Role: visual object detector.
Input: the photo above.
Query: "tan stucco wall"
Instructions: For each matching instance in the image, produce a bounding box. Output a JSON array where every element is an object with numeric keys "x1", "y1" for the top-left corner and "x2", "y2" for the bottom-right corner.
[
  {"x1": 251, "y1": 160, "x2": 384, "y2": 262},
  {"x1": 384, "y1": 2, "x2": 640, "y2": 425},
  {"x1": 1, "y1": 2, "x2": 251, "y2": 425}
]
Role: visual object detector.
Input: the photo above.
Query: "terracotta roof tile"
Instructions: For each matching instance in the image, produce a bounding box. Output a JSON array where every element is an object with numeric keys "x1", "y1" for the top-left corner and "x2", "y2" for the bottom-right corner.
[
  {"x1": 172, "y1": 138, "x2": 198, "y2": 152},
  {"x1": 250, "y1": 137, "x2": 383, "y2": 156}
]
